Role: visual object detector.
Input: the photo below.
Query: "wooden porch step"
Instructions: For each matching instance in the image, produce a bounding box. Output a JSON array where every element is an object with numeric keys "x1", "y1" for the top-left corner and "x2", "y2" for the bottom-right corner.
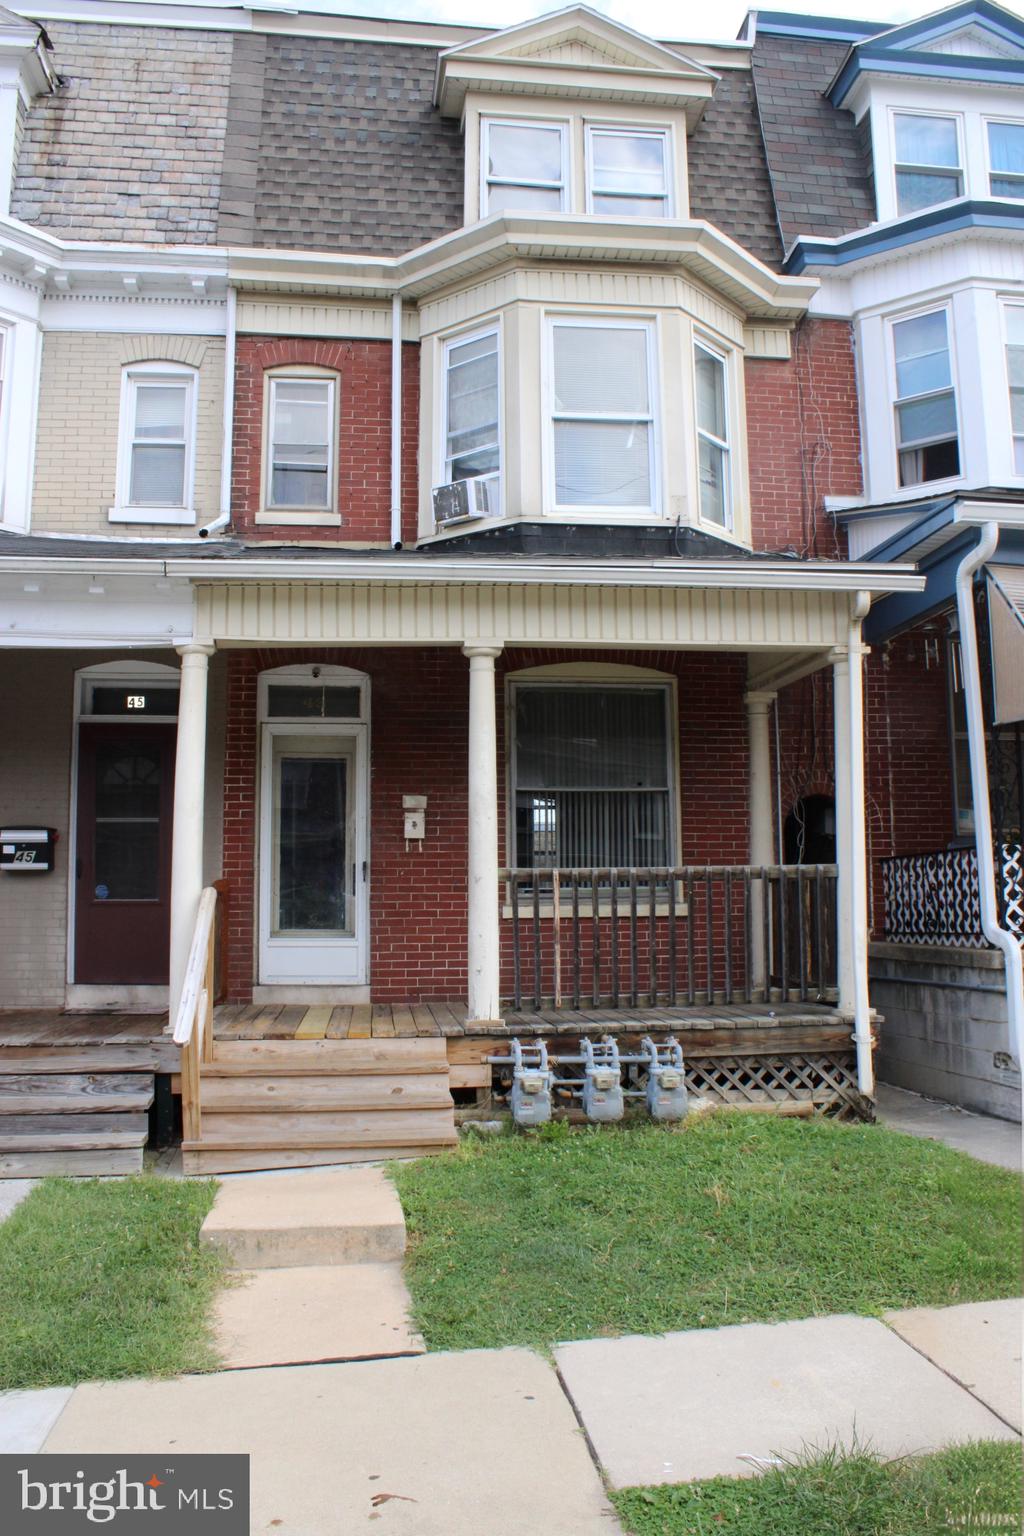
[
  {"x1": 182, "y1": 1145, "x2": 451, "y2": 1175},
  {"x1": 192, "y1": 1108, "x2": 457, "y2": 1147},
  {"x1": 0, "y1": 1112, "x2": 149, "y2": 1151},
  {"x1": 199, "y1": 1072, "x2": 452, "y2": 1113},
  {"x1": 0, "y1": 1047, "x2": 165, "y2": 1074},
  {"x1": 0, "y1": 1072, "x2": 154, "y2": 1115},
  {"x1": 208, "y1": 1039, "x2": 448, "y2": 1076},
  {"x1": 0, "y1": 1149, "x2": 145, "y2": 1177}
]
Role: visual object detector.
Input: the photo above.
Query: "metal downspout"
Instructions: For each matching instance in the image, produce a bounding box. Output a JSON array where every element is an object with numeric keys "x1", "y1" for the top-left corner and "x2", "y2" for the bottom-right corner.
[
  {"x1": 955, "y1": 521, "x2": 1024, "y2": 1077},
  {"x1": 390, "y1": 293, "x2": 403, "y2": 550},
  {"x1": 849, "y1": 591, "x2": 874, "y2": 1097},
  {"x1": 199, "y1": 283, "x2": 236, "y2": 539}
]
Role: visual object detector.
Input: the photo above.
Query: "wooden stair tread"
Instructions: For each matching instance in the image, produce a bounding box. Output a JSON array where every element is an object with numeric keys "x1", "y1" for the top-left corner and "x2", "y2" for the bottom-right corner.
[
  {"x1": 0, "y1": 1112, "x2": 148, "y2": 1135},
  {"x1": 183, "y1": 1128, "x2": 457, "y2": 1151},
  {"x1": 0, "y1": 1075, "x2": 154, "y2": 1114},
  {"x1": 199, "y1": 1073, "x2": 452, "y2": 1112},
  {"x1": 182, "y1": 1145, "x2": 450, "y2": 1174},
  {"x1": 0, "y1": 1149, "x2": 144, "y2": 1176},
  {"x1": 210, "y1": 1039, "x2": 447, "y2": 1075},
  {"x1": 0, "y1": 1047, "x2": 164, "y2": 1074},
  {"x1": 0, "y1": 1128, "x2": 149, "y2": 1151}
]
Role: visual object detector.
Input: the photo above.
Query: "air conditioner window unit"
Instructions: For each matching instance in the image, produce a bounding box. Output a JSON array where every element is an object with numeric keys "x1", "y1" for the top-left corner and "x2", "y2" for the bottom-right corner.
[{"x1": 432, "y1": 476, "x2": 494, "y2": 526}]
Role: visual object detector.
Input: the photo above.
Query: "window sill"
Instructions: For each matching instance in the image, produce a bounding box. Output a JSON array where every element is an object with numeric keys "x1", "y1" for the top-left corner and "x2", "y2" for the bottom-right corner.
[
  {"x1": 255, "y1": 510, "x2": 341, "y2": 526},
  {"x1": 107, "y1": 505, "x2": 196, "y2": 526},
  {"x1": 503, "y1": 902, "x2": 689, "y2": 920}
]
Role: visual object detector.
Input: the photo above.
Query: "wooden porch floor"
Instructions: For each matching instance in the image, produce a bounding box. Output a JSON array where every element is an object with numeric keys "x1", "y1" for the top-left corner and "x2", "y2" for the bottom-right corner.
[{"x1": 0, "y1": 999, "x2": 847, "y2": 1051}]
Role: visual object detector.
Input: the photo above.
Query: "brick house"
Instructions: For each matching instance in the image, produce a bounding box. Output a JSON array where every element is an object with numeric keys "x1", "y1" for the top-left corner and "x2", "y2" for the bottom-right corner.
[{"x1": 0, "y1": 0, "x2": 1016, "y2": 1173}]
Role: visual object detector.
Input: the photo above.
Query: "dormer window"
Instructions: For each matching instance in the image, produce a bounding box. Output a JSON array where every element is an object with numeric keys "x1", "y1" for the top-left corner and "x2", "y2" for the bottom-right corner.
[
  {"x1": 988, "y1": 121, "x2": 1024, "y2": 199},
  {"x1": 481, "y1": 119, "x2": 567, "y2": 215},
  {"x1": 893, "y1": 113, "x2": 963, "y2": 214},
  {"x1": 585, "y1": 127, "x2": 671, "y2": 217}
]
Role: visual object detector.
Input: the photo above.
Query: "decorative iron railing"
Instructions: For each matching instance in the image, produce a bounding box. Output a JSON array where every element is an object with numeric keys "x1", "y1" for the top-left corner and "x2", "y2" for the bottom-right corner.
[
  {"x1": 501, "y1": 865, "x2": 838, "y2": 1010},
  {"x1": 881, "y1": 845, "x2": 1024, "y2": 948}
]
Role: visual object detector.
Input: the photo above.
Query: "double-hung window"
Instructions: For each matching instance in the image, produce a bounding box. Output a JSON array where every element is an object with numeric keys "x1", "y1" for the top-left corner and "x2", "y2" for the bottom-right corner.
[
  {"x1": 512, "y1": 683, "x2": 674, "y2": 870},
  {"x1": 442, "y1": 328, "x2": 500, "y2": 507},
  {"x1": 893, "y1": 113, "x2": 963, "y2": 214},
  {"x1": 586, "y1": 127, "x2": 671, "y2": 217},
  {"x1": 117, "y1": 364, "x2": 195, "y2": 515},
  {"x1": 481, "y1": 119, "x2": 567, "y2": 215},
  {"x1": 694, "y1": 341, "x2": 731, "y2": 527},
  {"x1": 892, "y1": 309, "x2": 960, "y2": 487},
  {"x1": 266, "y1": 375, "x2": 335, "y2": 511},
  {"x1": 988, "y1": 121, "x2": 1024, "y2": 200},
  {"x1": 548, "y1": 320, "x2": 656, "y2": 513},
  {"x1": 1006, "y1": 305, "x2": 1024, "y2": 475}
]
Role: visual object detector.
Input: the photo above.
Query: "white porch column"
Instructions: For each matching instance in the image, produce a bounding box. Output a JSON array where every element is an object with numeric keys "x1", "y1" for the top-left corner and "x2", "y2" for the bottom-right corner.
[
  {"x1": 745, "y1": 688, "x2": 776, "y2": 992},
  {"x1": 464, "y1": 643, "x2": 502, "y2": 1026},
  {"x1": 833, "y1": 624, "x2": 872, "y2": 1093},
  {"x1": 169, "y1": 643, "x2": 214, "y2": 1028}
]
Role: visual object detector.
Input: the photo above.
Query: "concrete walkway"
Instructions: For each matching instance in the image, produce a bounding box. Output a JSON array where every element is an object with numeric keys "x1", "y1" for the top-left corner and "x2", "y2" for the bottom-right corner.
[
  {"x1": 0, "y1": 1296, "x2": 1014, "y2": 1531},
  {"x1": 875, "y1": 1083, "x2": 1020, "y2": 1170}
]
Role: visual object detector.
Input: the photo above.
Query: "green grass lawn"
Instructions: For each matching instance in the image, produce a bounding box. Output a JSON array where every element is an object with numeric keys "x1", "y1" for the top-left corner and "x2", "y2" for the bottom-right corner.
[
  {"x1": 612, "y1": 1441, "x2": 1022, "y2": 1536},
  {"x1": 0, "y1": 1176, "x2": 224, "y2": 1390},
  {"x1": 392, "y1": 1114, "x2": 1021, "y2": 1352}
]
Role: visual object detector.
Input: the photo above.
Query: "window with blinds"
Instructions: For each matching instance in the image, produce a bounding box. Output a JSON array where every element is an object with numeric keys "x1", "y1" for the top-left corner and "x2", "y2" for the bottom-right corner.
[
  {"x1": 548, "y1": 320, "x2": 656, "y2": 513},
  {"x1": 512, "y1": 684, "x2": 674, "y2": 869}
]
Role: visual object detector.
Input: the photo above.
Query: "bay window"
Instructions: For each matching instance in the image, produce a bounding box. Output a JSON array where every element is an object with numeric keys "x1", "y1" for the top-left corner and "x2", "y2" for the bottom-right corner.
[
  {"x1": 988, "y1": 120, "x2": 1024, "y2": 200},
  {"x1": 548, "y1": 319, "x2": 656, "y2": 513},
  {"x1": 116, "y1": 363, "x2": 195, "y2": 517},
  {"x1": 694, "y1": 341, "x2": 731, "y2": 527},
  {"x1": 892, "y1": 309, "x2": 960, "y2": 487},
  {"x1": 266, "y1": 375, "x2": 335, "y2": 511},
  {"x1": 481, "y1": 119, "x2": 567, "y2": 215},
  {"x1": 893, "y1": 113, "x2": 962, "y2": 214},
  {"x1": 443, "y1": 327, "x2": 500, "y2": 506},
  {"x1": 586, "y1": 127, "x2": 671, "y2": 217},
  {"x1": 1007, "y1": 305, "x2": 1024, "y2": 475},
  {"x1": 512, "y1": 684, "x2": 674, "y2": 869}
]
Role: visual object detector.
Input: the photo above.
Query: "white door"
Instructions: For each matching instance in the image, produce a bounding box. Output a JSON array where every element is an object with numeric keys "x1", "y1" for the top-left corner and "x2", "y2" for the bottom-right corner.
[{"x1": 258, "y1": 722, "x2": 369, "y2": 985}]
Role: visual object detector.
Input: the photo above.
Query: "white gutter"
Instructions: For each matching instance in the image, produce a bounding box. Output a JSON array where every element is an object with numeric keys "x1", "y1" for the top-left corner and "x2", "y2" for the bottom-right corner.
[
  {"x1": 955, "y1": 521, "x2": 1024, "y2": 1077},
  {"x1": 849, "y1": 590, "x2": 873, "y2": 1097},
  {"x1": 390, "y1": 292, "x2": 403, "y2": 551},
  {"x1": 199, "y1": 284, "x2": 236, "y2": 540}
]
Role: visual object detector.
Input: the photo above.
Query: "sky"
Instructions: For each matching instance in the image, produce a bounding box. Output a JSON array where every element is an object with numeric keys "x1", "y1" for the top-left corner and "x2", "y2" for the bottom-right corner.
[{"x1": 141, "y1": 0, "x2": 1024, "y2": 42}]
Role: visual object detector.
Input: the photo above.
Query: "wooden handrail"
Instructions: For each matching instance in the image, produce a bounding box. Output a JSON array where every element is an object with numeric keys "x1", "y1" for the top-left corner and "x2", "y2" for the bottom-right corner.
[{"x1": 173, "y1": 885, "x2": 218, "y2": 1147}]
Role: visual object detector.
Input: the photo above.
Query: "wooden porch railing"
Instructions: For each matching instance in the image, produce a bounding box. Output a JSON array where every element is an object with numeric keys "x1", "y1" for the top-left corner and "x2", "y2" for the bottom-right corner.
[
  {"x1": 502, "y1": 865, "x2": 838, "y2": 1010},
  {"x1": 171, "y1": 885, "x2": 218, "y2": 1144}
]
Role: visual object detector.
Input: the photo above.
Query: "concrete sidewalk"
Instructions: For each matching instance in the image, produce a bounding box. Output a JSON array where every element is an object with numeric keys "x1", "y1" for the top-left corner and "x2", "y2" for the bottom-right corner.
[{"x1": 875, "y1": 1083, "x2": 1021, "y2": 1171}]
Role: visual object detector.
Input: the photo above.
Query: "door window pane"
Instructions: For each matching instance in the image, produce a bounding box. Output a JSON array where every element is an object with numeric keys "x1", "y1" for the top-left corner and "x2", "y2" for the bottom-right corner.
[
  {"x1": 274, "y1": 755, "x2": 348, "y2": 932},
  {"x1": 93, "y1": 744, "x2": 162, "y2": 900},
  {"x1": 266, "y1": 685, "x2": 361, "y2": 719},
  {"x1": 270, "y1": 379, "x2": 333, "y2": 508},
  {"x1": 988, "y1": 121, "x2": 1024, "y2": 198}
]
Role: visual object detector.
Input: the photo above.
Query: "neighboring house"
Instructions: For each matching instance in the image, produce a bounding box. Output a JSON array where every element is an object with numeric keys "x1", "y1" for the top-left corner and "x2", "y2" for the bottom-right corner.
[
  {"x1": 0, "y1": 0, "x2": 1013, "y2": 1175},
  {"x1": 744, "y1": 3, "x2": 1024, "y2": 1119}
]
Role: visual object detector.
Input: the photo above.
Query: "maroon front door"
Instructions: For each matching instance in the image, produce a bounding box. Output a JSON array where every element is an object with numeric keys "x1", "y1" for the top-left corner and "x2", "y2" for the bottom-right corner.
[{"x1": 75, "y1": 723, "x2": 176, "y2": 984}]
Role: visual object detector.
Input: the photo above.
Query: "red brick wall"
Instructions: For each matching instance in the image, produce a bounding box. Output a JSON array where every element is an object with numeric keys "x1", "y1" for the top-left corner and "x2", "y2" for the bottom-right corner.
[
  {"x1": 220, "y1": 647, "x2": 752, "y2": 1002},
  {"x1": 231, "y1": 337, "x2": 419, "y2": 544},
  {"x1": 745, "y1": 317, "x2": 862, "y2": 557}
]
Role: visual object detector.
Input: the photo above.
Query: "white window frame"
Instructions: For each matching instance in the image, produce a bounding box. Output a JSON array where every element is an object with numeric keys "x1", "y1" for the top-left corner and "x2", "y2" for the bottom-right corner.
[
  {"x1": 584, "y1": 124, "x2": 674, "y2": 218},
  {"x1": 888, "y1": 303, "x2": 962, "y2": 490},
  {"x1": 111, "y1": 361, "x2": 197, "y2": 525},
  {"x1": 544, "y1": 315, "x2": 660, "y2": 518},
  {"x1": 480, "y1": 116, "x2": 569, "y2": 217},
  {"x1": 693, "y1": 337, "x2": 733, "y2": 532},
  {"x1": 890, "y1": 108, "x2": 965, "y2": 215},
  {"x1": 439, "y1": 323, "x2": 502, "y2": 513},
  {"x1": 985, "y1": 117, "x2": 1024, "y2": 200},
  {"x1": 261, "y1": 369, "x2": 339, "y2": 523},
  {"x1": 1003, "y1": 300, "x2": 1024, "y2": 479}
]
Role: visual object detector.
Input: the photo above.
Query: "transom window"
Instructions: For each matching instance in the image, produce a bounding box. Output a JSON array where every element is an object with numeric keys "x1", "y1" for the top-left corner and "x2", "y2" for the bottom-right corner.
[
  {"x1": 694, "y1": 341, "x2": 731, "y2": 528},
  {"x1": 586, "y1": 127, "x2": 671, "y2": 217},
  {"x1": 481, "y1": 119, "x2": 567, "y2": 214},
  {"x1": 443, "y1": 328, "x2": 500, "y2": 504},
  {"x1": 893, "y1": 113, "x2": 963, "y2": 214},
  {"x1": 548, "y1": 319, "x2": 656, "y2": 513},
  {"x1": 892, "y1": 309, "x2": 960, "y2": 487},
  {"x1": 267, "y1": 375, "x2": 336, "y2": 511},
  {"x1": 1007, "y1": 305, "x2": 1024, "y2": 476},
  {"x1": 119, "y1": 366, "x2": 195, "y2": 510},
  {"x1": 511, "y1": 684, "x2": 673, "y2": 870},
  {"x1": 989, "y1": 121, "x2": 1024, "y2": 200}
]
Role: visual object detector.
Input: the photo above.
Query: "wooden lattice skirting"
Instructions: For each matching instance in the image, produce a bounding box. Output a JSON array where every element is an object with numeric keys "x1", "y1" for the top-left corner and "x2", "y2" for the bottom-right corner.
[{"x1": 684, "y1": 1051, "x2": 871, "y2": 1122}]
